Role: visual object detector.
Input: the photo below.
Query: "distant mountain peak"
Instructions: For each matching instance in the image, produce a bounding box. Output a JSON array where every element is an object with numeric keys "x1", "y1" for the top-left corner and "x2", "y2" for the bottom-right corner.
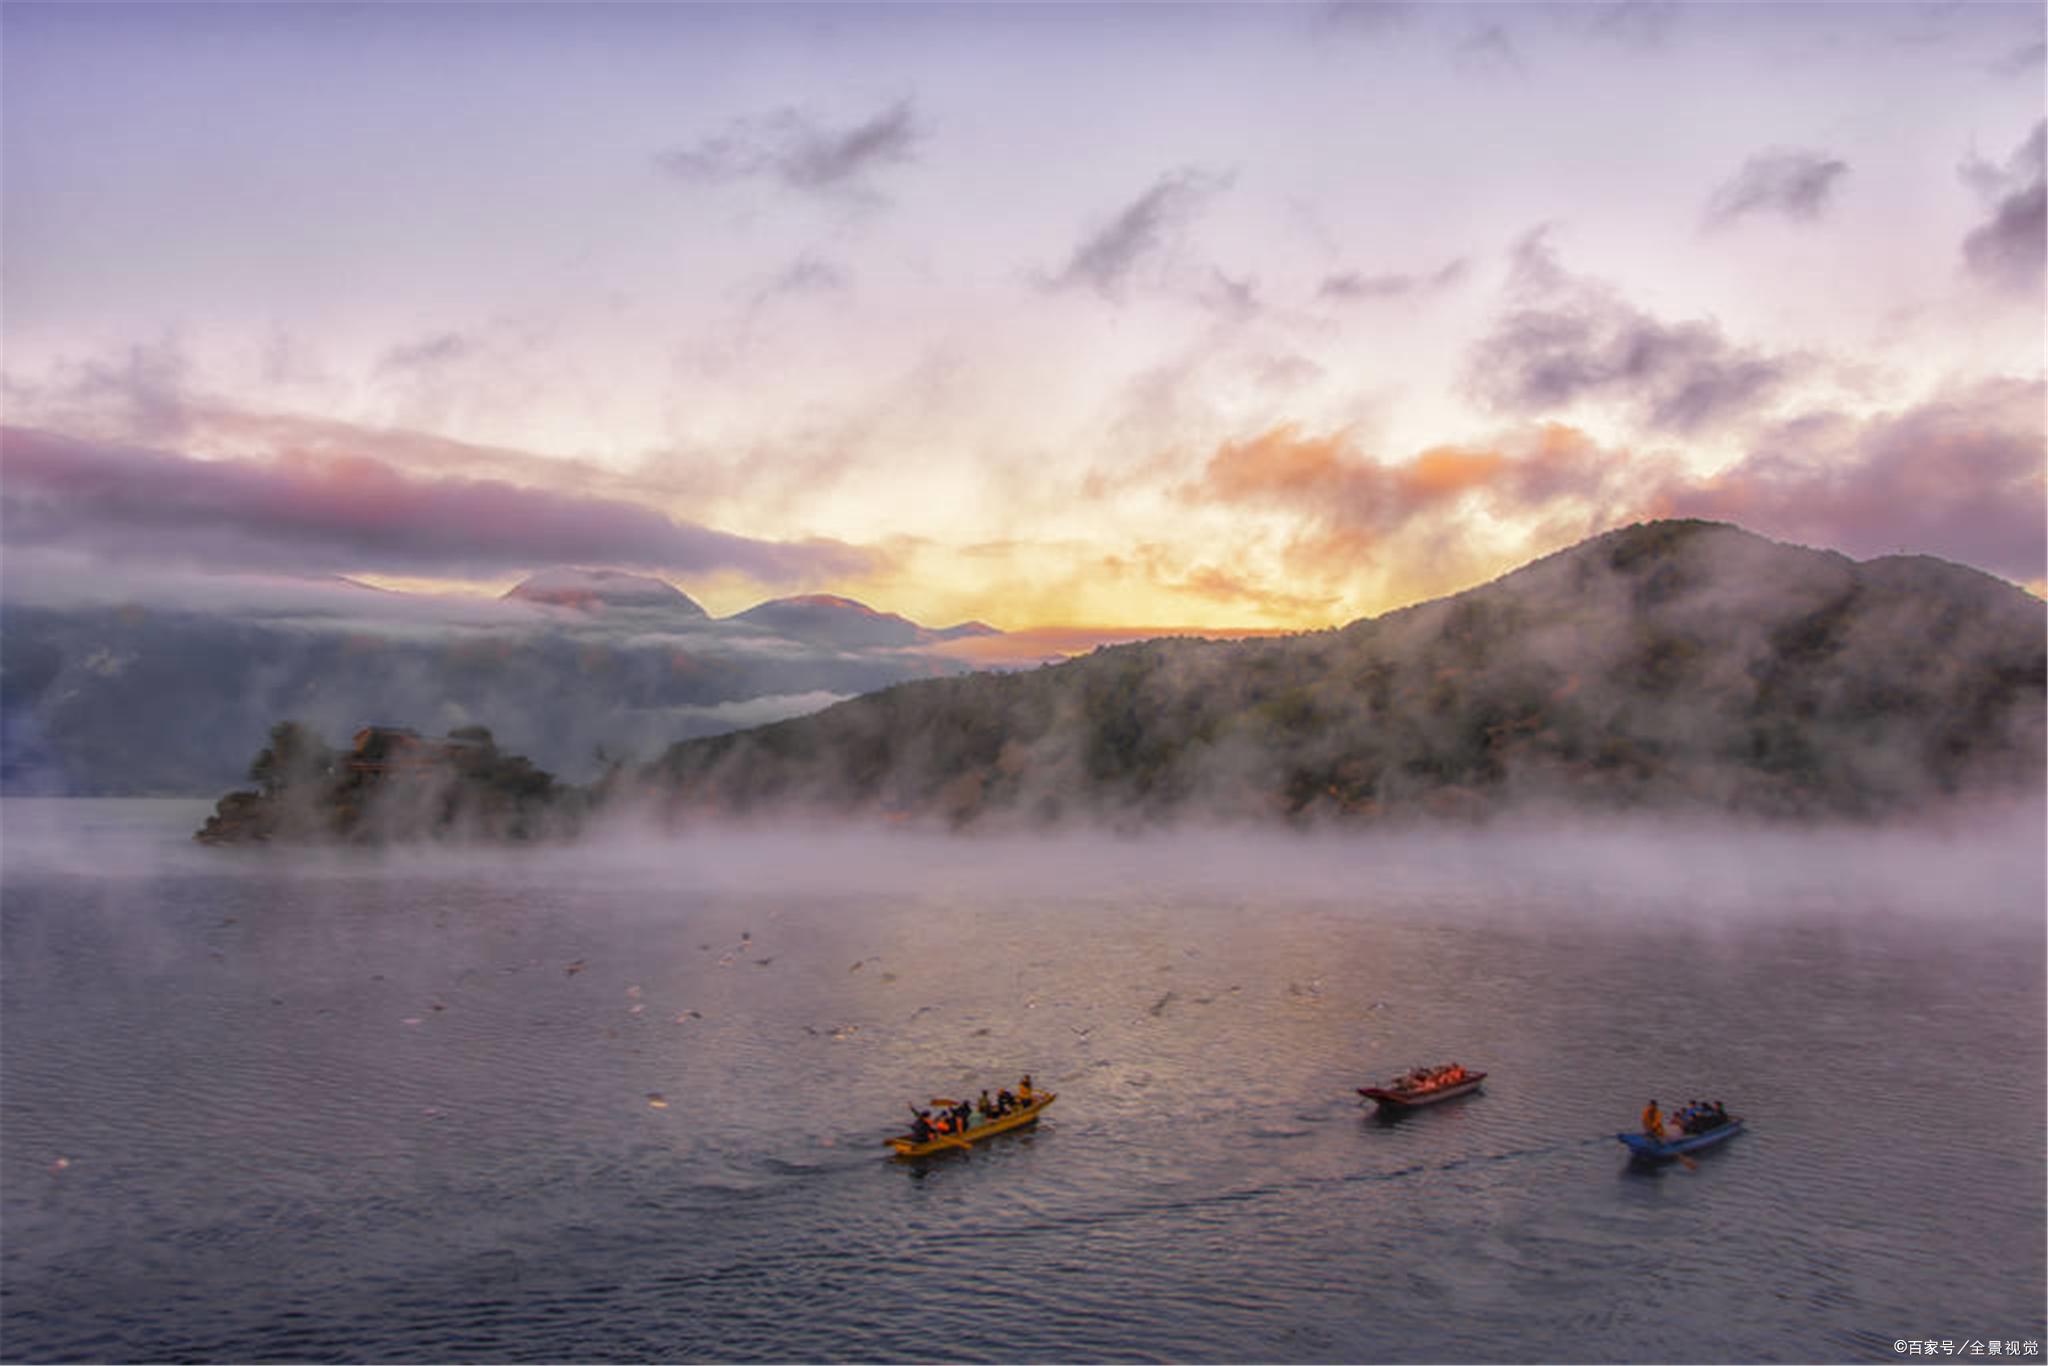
[
  {"x1": 504, "y1": 568, "x2": 707, "y2": 616},
  {"x1": 931, "y1": 620, "x2": 1002, "y2": 641},
  {"x1": 775, "y1": 594, "x2": 889, "y2": 615},
  {"x1": 731, "y1": 594, "x2": 1003, "y2": 649}
]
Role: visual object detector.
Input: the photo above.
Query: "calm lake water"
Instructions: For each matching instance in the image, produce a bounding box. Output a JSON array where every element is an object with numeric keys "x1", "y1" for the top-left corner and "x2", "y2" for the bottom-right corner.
[{"x1": 2, "y1": 799, "x2": 2042, "y2": 1364}]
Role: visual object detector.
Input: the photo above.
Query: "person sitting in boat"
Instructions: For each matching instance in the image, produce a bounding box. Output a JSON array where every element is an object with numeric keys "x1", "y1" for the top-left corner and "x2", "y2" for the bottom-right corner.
[
  {"x1": 955, "y1": 1100, "x2": 974, "y2": 1131},
  {"x1": 1017, "y1": 1075, "x2": 1035, "y2": 1103},
  {"x1": 1642, "y1": 1099, "x2": 1664, "y2": 1138},
  {"x1": 995, "y1": 1088, "x2": 1015, "y2": 1115},
  {"x1": 910, "y1": 1111, "x2": 934, "y2": 1143},
  {"x1": 978, "y1": 1090, "x2": 994, "y2": 1119}
]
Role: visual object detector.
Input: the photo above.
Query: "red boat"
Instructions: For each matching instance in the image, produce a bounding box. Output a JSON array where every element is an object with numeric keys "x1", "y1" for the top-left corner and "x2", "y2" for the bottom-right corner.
[{"x1": 1358, "y1": 1064, "x2": 1486, "y2": 1108}]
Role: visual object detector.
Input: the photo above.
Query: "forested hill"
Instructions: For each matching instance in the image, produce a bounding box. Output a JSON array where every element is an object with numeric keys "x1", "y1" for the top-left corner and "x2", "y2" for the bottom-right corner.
[{"x1": 639, "y1": 521, "x2": 2046, "y2": 826}]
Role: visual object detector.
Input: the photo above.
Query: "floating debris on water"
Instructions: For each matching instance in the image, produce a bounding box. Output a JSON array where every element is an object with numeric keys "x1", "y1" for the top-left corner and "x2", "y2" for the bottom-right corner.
[
  {"x1": 646, "y1": 1092, "x2": 669, "y2": 1109},
  {"x1": 673, "y1": 1010, "x2": 702, "y2": 1023},
  {"x1": 1149, "y1": 991, "x2": 1177, "y2": 1017},
  {"x1": 564, "y1": 961, "x2": 585, "y2": 977}
]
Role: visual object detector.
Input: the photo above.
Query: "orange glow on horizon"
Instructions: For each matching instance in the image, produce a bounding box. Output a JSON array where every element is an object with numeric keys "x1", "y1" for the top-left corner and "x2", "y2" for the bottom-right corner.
[{"x1": 925, "y1": 624, "x2": 1302, "y2": 669}]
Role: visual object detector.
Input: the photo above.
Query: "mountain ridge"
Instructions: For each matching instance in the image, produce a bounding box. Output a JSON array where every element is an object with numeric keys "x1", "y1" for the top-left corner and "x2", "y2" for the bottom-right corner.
[
  {"x1": 503, "y1": 567, "x2": 709, "y2": 616},
  {"x1": 638, "y1": 520, "x2": 2046, "y2": 827},
  {"x1": 730, "y1": 594, "x2": 1002, "y2": 649}
]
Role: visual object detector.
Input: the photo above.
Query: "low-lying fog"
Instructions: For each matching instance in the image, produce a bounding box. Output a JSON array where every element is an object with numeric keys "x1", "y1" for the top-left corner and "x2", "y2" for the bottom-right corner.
[{"x1": 7, "y1": 797, "x2": 2041, "y2": 934}]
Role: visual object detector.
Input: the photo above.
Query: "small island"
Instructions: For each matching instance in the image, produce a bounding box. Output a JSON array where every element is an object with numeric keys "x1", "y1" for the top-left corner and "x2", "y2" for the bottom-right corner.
[{"x1": 195, "y1": 722, "x2": 580, "y2": 844}]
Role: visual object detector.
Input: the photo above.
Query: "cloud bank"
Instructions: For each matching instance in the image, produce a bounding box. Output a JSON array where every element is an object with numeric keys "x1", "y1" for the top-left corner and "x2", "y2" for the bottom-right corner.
[
  {"x1": 0, "y1": 427, "x2": 876, "y2": 582},
  {"x1": 1657, "y1": 378, "x2": 2047, "y2": 583}
]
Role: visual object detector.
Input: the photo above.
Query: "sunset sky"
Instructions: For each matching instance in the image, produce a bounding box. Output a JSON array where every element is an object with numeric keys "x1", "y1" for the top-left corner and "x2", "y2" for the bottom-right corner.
[{"x1": 5, "y1": 2, "x2": 2043, "y2": 633}]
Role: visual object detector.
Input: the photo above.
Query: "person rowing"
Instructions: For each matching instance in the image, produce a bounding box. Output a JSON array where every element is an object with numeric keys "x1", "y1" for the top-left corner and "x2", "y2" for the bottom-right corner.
[{"x1": 1642, "y1": 1099, "x2": 1665, "y2": 1139}]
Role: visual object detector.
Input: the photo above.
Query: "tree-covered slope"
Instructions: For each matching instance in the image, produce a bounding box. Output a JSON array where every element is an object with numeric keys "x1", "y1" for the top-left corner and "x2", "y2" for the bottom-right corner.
[{"x1": 641, "y1": 522, "x2": 2046, "y2": 825}]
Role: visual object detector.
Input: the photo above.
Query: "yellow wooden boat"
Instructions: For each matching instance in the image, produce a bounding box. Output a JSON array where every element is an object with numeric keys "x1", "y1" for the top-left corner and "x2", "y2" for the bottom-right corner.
[{"x1": 886, "y1": 1093, "x2": 1056, "y2": 1157}]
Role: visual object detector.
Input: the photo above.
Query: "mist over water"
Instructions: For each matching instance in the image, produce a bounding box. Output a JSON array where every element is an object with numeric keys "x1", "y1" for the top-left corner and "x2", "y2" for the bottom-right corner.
[{"x1": 2, "y1": 800, "x2": 2042, "y2": 1363}]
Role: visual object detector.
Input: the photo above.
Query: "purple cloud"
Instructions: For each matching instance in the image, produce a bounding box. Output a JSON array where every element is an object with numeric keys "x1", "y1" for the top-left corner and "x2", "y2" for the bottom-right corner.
[
  {"x1": 1468, "y1": 227, "x2": 1799, "y2": 434},
  {"x1": 1657, "y1": 379, "x2": 2046, "y2": 582},
  {"x1": 1959, "y1": 122, "x2": 2046, "y2": 294},
  {"x1": 1704, "y1": 148, "x2": 1850, "y2": 227},
  {"x1": 1045, "y1": 167, "x2": 1232, "y2": 300},
  {"x1": 0, "y1": 427, "x2": 878, "y2": 582},
  {"x1": 656, "y1": 100, "x2": 920, "y2": 200},
  {"x1": 378, "y1": 332, "x2": 472, "y2": 372},
  {"x1": 1319, "y1": 257, "x2": 1468, "y2": 302}
]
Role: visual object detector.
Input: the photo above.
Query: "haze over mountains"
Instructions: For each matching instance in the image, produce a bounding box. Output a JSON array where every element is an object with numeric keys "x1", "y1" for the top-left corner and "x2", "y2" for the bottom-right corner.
[
  {"x1": 640, "y1": 522, "x2": 2046, "y2": 827},
  {"x1": 9, "y1": 521, "x2": 2042, "y2": 826},
  {"x1": 0, "y1": 568, "x2": 1004, "y2": 796}
]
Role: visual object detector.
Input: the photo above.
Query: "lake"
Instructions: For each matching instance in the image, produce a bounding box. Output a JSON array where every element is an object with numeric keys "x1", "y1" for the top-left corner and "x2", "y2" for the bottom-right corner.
[{"x1": 2, "y1": 799, "x2": 2042, "y2": 1363}]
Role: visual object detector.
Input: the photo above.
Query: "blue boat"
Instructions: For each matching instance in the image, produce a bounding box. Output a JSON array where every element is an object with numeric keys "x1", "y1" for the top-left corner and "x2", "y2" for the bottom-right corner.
[{"x1": 1617, "y1": 1116, "x2": 1745, "y2": 1161}]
